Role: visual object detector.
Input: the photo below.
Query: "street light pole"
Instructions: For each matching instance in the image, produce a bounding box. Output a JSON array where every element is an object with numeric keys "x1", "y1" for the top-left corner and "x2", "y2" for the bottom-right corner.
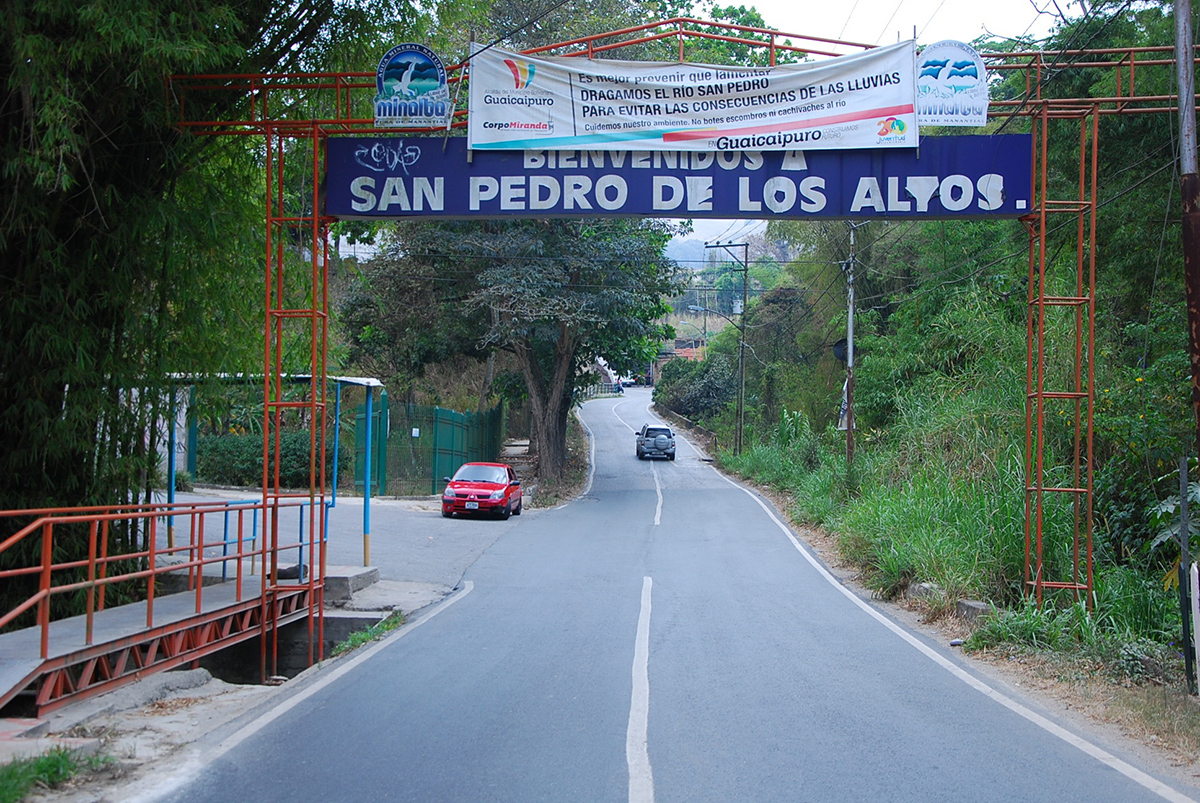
[{"x1": 704, "y1": 241, "x2": 749, "y2": 455}]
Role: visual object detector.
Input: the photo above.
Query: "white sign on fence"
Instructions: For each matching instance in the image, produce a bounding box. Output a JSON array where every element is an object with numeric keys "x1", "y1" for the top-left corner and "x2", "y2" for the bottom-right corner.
[{"x1": 468, "y1": 41, "x2": 918, "y2": 152}]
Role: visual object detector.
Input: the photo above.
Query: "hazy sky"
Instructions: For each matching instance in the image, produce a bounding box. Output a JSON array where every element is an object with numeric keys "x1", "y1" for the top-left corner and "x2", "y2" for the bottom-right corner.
[{"x1": 748, "y1": 0, "x2": 1063, "y2": 51}]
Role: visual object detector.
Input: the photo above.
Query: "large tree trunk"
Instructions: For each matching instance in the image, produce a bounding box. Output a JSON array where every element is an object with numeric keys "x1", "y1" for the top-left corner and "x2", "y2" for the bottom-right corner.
[
  {"x1": 513, "y1": 323, "x2": 578, "y2": 481},
  {"x1": 477, "y1": 352, "x2": 495, "y2": 414}
]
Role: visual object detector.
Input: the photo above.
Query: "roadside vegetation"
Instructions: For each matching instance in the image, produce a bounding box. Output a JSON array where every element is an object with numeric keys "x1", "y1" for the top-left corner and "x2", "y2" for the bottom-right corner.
[
  {"x1": 330, "y1": 612, "x2": 407, "y2": 658},
  {"x1": 655, "y1": 1, "x2": 1198, "y2": 714},
  {"x1": 0, "y1": 748, "x2": 108, "y2": 803}
]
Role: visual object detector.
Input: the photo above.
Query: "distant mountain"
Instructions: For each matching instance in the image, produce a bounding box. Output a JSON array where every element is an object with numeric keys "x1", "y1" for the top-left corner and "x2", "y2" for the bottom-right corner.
[{"x1": 665, "y1": 237, "x2": 707, "y2": 271}]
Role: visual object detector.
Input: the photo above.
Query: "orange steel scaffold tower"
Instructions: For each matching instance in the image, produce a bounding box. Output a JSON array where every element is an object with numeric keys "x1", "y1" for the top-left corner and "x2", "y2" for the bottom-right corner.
[
  {"x1": 985, "y1": 43, "x2": 1193, "y2": 604},
  {"x1": 164, "y1": 22, "x2": 1194, "y2": 618}
]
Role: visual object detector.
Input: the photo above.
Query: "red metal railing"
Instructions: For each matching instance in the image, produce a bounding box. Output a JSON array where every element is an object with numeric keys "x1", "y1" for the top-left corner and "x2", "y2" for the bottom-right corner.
[{"x1": 0, "y1": 498, "x2": 318, "y2": 660}]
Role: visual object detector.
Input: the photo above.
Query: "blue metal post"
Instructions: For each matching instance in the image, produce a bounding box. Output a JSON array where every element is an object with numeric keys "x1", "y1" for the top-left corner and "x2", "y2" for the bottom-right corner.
[
  {"x1": 167, "y1": 386, "x2": 177, "y2": 549},
  {"x1": 222, "y1": 504, "x2": 231, "y2": 582},
  {"x1": 298, "y1": 502, "x2": 307, "y2": 578},
  {"x1": 331, "y1": 381, "x2": 342, "y2": 508},
  {"x1": 363, "y1": 387, "x2": 372, "y2": 566}
]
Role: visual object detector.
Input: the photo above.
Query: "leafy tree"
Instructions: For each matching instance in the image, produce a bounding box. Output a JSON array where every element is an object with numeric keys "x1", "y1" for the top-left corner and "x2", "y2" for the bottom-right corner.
[
  {"x1": 339, "y1": 221, "x2": 492, "y2": 395},
  {"x1": 483, "y1": 0, "x2": 663, "y2": 52},
  {"x1": 654, "y1": 352, "x2": 737, "y2": 419},
  {"x1": 340, "y1": 217, "x2": 682, "y2": 479},
  {"x1": 462, "y1": 219, "x2": 683, "y2": 478},
  {"x1": 0, "y1": 0, "x2": 474, "y2": 618}
]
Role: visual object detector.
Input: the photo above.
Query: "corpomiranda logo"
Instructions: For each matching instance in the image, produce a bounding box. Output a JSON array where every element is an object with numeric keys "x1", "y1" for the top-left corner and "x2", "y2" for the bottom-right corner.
[
  {"x1": 877, "y1": 117, "x2": 907, "y2": 137},
  {"x1": 503, "y1": 58, "x2": 536, "y2": 89}
]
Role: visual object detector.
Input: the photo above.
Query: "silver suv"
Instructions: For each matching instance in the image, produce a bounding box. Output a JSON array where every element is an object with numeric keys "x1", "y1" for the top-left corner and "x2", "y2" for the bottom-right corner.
[{"x1": 636, "y1": 424, "x2": 676, "y2": 460}]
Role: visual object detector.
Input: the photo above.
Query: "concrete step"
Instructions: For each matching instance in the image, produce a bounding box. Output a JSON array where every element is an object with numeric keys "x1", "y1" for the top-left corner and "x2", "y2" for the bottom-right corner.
[{"x1": 324, "y1": 565, "x2": 379, "y2": 602}]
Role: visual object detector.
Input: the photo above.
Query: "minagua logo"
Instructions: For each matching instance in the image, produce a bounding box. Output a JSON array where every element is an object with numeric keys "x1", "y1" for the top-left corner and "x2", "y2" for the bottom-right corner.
[
  {"x1": 374, "y1": 43, "x2": 450, "y2": 128},
  {"x1": 503, "y1": 58, "x2": 536, "y2": 89},
  {"x1": 877, "y1": 116, "x2": 907, "y2": 137}
]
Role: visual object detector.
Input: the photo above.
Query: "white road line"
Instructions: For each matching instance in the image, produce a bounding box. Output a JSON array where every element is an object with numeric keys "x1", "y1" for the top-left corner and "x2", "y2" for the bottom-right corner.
[
  {"x1": 627, "y1": 576, "x2": 655, "y2": 803},
  {"x1": 614, "y1": 400, "x2": 634, "y2": 431},
  {"x1": 711, "y1": 467, "x2": 1200, "y2": 803},
  {"x1": 125, "y1": 582, "x2": 476, "y2": 803},
  {"x1": 610, "y1": 399, "x2": 664, "y2": 526},
  {"x1": 613, "y1": 401, "x2": 637, "y2": 433},
  {"x1": 651, "y1": 465, "x2": 663, "y2": 526},
  {"x1": 580, "y1": 408, "x2": 596, "y2": 497}
]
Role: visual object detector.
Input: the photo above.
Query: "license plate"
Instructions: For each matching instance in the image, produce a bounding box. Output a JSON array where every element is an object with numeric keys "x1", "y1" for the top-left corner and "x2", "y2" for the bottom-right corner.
[{"x1": 465, "y1": 501, "x2": 479, "y2": 509}]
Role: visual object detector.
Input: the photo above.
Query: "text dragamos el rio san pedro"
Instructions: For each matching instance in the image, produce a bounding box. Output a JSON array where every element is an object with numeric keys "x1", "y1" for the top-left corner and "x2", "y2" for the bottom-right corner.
[{"x1": 467, "y1": 41, "x2": 920, "y2": 153}]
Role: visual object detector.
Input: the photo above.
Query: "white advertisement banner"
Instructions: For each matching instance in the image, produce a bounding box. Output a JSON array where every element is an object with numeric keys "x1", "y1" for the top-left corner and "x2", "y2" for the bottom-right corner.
[{"x1": 468, "y1": 41, "x2": 918, "y2": 152}]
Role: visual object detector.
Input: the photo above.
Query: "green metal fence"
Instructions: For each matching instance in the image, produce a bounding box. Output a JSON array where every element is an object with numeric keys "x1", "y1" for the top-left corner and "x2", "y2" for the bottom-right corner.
[{"x1": 380, "y1": 403, "x2": 505, "y2": 496}]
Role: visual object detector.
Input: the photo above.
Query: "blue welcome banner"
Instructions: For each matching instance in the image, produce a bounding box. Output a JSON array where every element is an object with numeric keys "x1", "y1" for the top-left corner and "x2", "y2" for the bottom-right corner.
[{"x1": 325, "y1": 135, "x2": 1031, "y2": 220}]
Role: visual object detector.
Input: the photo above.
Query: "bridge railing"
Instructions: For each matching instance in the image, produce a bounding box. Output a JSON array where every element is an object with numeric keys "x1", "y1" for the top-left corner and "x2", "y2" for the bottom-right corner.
[{"x1": 0, "y1": 497, "x2": 319, "y2": 659}]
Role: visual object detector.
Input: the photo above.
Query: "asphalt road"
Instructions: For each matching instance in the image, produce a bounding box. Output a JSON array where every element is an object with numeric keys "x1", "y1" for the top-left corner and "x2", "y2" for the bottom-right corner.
[{"x1": 146, "y1": 389, "x2": 1200, "y2": 803}]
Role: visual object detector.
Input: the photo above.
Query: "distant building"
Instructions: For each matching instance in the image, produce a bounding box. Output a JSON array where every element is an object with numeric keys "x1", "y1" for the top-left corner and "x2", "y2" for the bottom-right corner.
[{"x1": 674, "y1": 337, "x2": 706, "y2": 361}]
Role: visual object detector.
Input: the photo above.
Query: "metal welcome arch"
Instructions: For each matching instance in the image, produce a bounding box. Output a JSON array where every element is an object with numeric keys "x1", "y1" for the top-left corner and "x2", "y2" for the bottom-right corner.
[{"x1": 163, "y1": 19, "x2": 1189, "y2": 613}]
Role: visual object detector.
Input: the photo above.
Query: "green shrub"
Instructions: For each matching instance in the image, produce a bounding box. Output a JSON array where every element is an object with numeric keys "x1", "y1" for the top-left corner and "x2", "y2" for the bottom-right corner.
[
  {"x1": 654, "y1": 355, "x2": 736, "y2": 420},
  {"x1": 197, "y1": 431, "x2": 347, "y2": 488}
]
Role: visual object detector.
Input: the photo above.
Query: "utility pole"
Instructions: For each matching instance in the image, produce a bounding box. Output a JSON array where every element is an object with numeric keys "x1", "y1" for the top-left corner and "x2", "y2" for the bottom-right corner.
[
  {"x1": 1176, "y1": 0, "x2": 1199, "y2": 694},
  {"x1": 738, "y1": 242, "x2": 748, "y2": 455},
  {"x1": 704, "y1": 242, "x2": 749, "y2": 455},
  {"x1": 844, "y1": 223, "x2": 862, "y2": 466}
]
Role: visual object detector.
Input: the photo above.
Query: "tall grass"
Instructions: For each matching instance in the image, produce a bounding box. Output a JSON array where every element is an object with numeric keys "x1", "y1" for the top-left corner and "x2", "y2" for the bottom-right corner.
[
  {"x1": 968, "y1": 564, "x2": 1181, "y2": 669},
  {"x1": 723, "y1": 354, "x2": 1178, "y2": 654},
  {"x1": 831, "y1": 457, "x2": 1028, "y2": 603},
  {"x1": 0, "y1": 748, "x2": 83, "y2": 803},
  {"x1": 715, "y1": 281, "x2": 1181, "y2": 655}
]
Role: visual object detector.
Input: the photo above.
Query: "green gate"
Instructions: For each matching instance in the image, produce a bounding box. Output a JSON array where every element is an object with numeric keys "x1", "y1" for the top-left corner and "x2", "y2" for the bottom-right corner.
[{"x1": 377, "y1": 402, "x2": 505, "y2": 495}]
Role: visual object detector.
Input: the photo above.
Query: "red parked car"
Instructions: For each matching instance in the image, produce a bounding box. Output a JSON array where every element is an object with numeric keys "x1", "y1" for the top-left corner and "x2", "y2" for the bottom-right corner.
[{"x1": 441, "y1": 462, "x2": 523, "y2": 520}]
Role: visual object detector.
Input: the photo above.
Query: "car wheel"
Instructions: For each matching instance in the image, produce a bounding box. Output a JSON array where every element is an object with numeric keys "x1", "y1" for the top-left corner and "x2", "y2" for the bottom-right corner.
[
  {"x1": 442, "y1": 509, "x2": 452, "y2": 518},
  {"x1": 498, "y1": 504, "x2": 511, "y2": 521},
  {"x1": 668, "y1": 453, "x2": 676, "y2": 461},
  {"x1": 513, "y1": 498, "x2": 522, "y2": 516}
]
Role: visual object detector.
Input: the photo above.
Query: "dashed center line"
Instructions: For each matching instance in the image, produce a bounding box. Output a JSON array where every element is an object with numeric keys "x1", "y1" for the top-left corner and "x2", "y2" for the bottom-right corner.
[
  {"x1": 626, "y1": 576, "x2": 655, "y2": 803},
  {"x1": 651, "y1": 465, "x2": 663, "y2": 526}
]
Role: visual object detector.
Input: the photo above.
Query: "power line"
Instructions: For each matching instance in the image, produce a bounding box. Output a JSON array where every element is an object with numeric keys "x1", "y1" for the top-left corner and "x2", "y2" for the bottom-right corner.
[
  {"x1": 916, "y1": 0, "x2": 949, "y2": 41},
  {"x1": 838, "y1": 0, "x2": 865, "y2": 40},
  {"x1": 873, "y1": 0, "x2": 910, "y2": 45},
  {"x1": 993, "y1": 0, "x2": 1136, "y2": 136}
]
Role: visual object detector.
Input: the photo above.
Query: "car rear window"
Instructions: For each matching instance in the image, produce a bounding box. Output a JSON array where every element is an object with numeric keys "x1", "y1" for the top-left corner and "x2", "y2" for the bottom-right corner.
[{"x1": 645, "y1": 428, "x2": 672, "y2": 437}]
